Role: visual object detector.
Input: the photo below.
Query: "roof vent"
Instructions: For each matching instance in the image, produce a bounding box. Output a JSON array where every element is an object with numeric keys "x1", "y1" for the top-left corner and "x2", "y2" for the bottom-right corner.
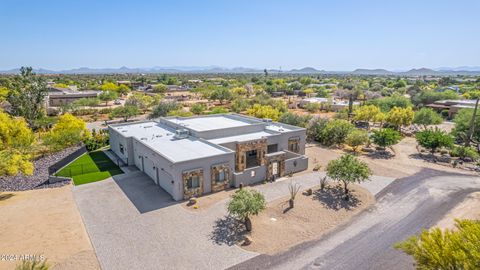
[
  {"x1": 140, "y1": 137, "x2": 147, "y2": 141},
  {"x1": 174, "y1": 129, "x2": 189, "y2": 139},
  {"x1": 156, "y1": 134, "x2": 162, "y2": 138}
]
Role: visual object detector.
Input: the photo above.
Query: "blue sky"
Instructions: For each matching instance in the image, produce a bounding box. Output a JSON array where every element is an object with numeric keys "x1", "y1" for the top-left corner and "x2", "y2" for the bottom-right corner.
[{"x1": 1, "y1": 0, "x2": 479, "y2": 70}]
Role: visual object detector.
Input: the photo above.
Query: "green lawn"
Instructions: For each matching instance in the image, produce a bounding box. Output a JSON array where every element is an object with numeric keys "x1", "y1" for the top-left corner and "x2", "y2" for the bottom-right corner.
[{"x1": 56, "y1": 151, "x2": 123, "y2": 185}]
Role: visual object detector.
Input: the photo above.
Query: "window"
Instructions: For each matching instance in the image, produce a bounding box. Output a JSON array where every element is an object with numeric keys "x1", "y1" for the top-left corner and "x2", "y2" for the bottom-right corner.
[
  {"x1": 288, "y1": 138, "x2": 300, "y2": 153},
  {"x1": 215, "y1": 170, "x2": 226, "y2": 183},
  {"x1": 267, "y1": 144, "x2": 278, "y2": 153},
  {"x1": 187, "y1": 175, "x2": 200, "y2": 189},
  {"x1": 119, "y1": 144, "x2": 124, "y2": 154}
]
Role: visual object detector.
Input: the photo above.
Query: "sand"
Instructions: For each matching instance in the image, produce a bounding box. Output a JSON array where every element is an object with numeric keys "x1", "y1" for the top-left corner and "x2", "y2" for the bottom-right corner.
[
  {"x1": 0, "y1": 185, "x2": 100, "y2": 270},
  {"x1": 435, "y1": 192, "x2": 480, "y2": 230},
  {"x1": 243, "y1": 184, "x2": 374, "y2": 255}
]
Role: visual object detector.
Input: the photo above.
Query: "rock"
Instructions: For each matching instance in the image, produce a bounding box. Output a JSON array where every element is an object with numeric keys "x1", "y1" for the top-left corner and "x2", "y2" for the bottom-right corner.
[{"x1": 243, "y1": 236, "x2": 252, "y2": 246}]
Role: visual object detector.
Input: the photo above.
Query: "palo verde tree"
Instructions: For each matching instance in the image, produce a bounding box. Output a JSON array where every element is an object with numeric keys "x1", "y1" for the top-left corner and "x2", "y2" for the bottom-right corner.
[
  {"x1": 386, "y1": 106, "x2": 414, "y2": 131},
  {"x1": 227, "y1": 189, "x2": 266, "y2": 231},
  {"x1": 395, "y1": 219, "x2": 480, "y2": 270},
  {"x1": 43, "y1": 113, "x2": 89, "y2": 151},
  {"x1": 326, "y1": 154, "x2": 371, "y2": 199},
  {"x1": 0, "y1": 110, "x2": 35, "y2": 176},
  {"x1": 110, "y1": 105, "x2": 139, "y2": 122}
]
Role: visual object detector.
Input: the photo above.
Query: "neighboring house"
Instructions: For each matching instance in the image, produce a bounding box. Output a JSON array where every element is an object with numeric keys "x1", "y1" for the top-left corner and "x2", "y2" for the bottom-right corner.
[
  {"x1": 166, "y1": 85, "x2": 191, "y2": 92},
  {"x1": 109, "y1": 114, "x2": 308, "y2": 201},
  {"x1": 46, "y1": 86, "x2": 100, "y2": 107},
  {"x1": 299, "y1": 97, "x2": 359, "y2": 111},
  {"x1": 426, "y1": 99, "x2": 477, "y2": 118}
]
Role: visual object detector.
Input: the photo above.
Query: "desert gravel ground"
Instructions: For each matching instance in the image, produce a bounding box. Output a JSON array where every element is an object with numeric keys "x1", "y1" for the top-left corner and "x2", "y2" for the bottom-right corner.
[{"x1": 0, "y1": 185, "x2": 100, "y2": 270}]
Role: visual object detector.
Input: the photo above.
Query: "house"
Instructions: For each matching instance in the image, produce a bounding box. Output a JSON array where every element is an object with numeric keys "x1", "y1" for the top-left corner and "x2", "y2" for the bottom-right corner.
[
  {"x1": 109, "y1": 114, "x2": 308, "y2": 201},
  {"x1": 298, "y1": 97, "x2": 359, "y2": 112},
  {"x1": 46, "y1": 86, "x2": 100, "y2": 107},
  {"x1": 426, "y1": 99, "x2": 477, "y2": 118}
]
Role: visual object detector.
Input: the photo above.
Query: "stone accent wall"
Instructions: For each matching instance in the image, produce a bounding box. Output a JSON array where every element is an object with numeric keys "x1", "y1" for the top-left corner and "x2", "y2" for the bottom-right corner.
[
  {"x1": 266, "y1": 152, "x2": 286, "y2": 180},
  {"x1": 235, "y1": 139, "x2": 267, "y2": 172},
  {"x1": 288, "y1": 137, "x2": 300, "y2": 153},
  {"x1": 182, "y1": 169, "x2": 204, "y2": 199},
  {"x1": 210, "y1": 163, "x2": 230, "y2": 192}
]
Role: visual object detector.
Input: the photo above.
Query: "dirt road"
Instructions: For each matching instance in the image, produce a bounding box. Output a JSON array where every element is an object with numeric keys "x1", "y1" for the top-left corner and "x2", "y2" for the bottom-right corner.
[{"x1": 230, "y1": 169, "x2": 480, "y2": 270}]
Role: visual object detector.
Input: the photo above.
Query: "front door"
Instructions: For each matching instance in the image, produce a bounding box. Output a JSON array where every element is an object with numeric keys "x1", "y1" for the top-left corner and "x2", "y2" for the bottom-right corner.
[{"x1": 272, "y1": 161, "x2": 279, "y2": 177}]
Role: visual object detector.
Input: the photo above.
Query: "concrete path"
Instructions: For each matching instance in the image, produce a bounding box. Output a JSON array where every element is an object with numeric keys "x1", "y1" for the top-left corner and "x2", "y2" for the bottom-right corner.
[
  {"x1": 230, "y1": 169, "x2": 480, "y2": 270},
  {"x1": 73, "y1": 170, "x2": 392, "y2": 270}
]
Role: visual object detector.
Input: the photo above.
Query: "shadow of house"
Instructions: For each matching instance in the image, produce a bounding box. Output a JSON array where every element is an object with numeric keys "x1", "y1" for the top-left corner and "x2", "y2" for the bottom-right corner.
[
  {"x1": 313, "y1": 186, "x2": 361, "y2": 211},
  {"x1": 112, "y1": 172, "x2": 177, "y2": 213},
  {"x1": 210, "y1": 215, "x2": 247, "y2": 246}
]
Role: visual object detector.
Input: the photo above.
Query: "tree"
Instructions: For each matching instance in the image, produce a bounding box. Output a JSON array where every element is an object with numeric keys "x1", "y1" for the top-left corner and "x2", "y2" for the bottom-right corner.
[
  {"x1": 152, "y1": 83, "x2": 168, "y2": 93},
  {"x1": 149, "y1": 101, "x2": 180, "y2": 118},
  {"x1": 395, "y1": 219, "x2": 480, "y2": 270},
  {"x1": 209, "y1": 87, "x2": 232, "y2": 104},
  {"x1": 8, "y1": 67, "x2": 48, "y2": 125},
  {"x1": 386, "y1": 107, "x2": 414, "y2": 130},
  {"x1": 464, "y1": 90, "x2": 480, "y2": 147},
  {"x1": 367, "y1": 94, "x2": 412, "y2": 112},
  {"x1": 0, "y1": 110, "x2": 35, "y2": 176},
  {"x1": 279, "y1": 112, "x2": 312, "y2": 128},
  {"x1": 326, "y1": 154, "x2": 371, "y2": 197},
  {"x1": 117, "y1": 84, "x2": 130, "y2": 96},
  {"x1": 227, "y1": 189, "x2": 266, "y2": 231},
  {"x1": 110, "y1": 105, "x2": 139, "y2": 122},
  {"x1": 320, "y1": 119, "x2": 355, "y2": 146},
  {"x1": 0, "y1": 86, "x2": 9, "y2": 102},
  {"x1": 346, "y1": 129, "x2": 369, "y2": 152},
  {"x1": 126, "y1": 93, "x2": 155, "y2": 113},
  {"x1": 452, "y1": 108, "x2": 480, "y2": 144},
  {"x1": 415, "y1": 127, "x2": 453, "y2": 154},
  {"x1": 353, "y1": 105, "x2": 382, "y2": 126},
  {"x1": 44, "y1": 113, "x2": 89, "y2": 151},
  {"x1": 98, "y1": 91, "x2": 118, "y2": 106},
  {"x1": 246, "y1": 104, "x2": 281, "y2": 121},
  {"x1": 450, "y1": 146, "x2": 480, "y2": 161},
  {"x1": 190, "y1": 103, "x2": 206, "y2": 115},
  {"x1": 413, "y1": 108, "x2": 443, "y2": 129},
  {"x1": 307, "y1": 117, "x2": 329, "y2": 142},
  {"x1": 370, "y1": 128, "x2": 402, "y2": 150},
  {"x1": 100, "y1": 82, "x2": 119, "y2": 92}
]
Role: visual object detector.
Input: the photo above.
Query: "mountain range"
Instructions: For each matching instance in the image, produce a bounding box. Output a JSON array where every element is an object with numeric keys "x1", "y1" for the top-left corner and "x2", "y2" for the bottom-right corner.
[{"x1": 1, "y1": 66, "x2": 480, "y2": 75}]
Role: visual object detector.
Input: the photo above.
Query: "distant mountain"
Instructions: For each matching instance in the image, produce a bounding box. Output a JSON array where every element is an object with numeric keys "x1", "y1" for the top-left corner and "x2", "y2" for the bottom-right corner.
[
  {"x1": 352, "y1": 69, "x2": 393, "y2": 75},
  {"x1": 290, "y1": 67, "x2": 321, "y2": 73},
  {"x1": 401, "y1": 68, "x2": 439, "y2": 76},
  {"x1": 1, "y1": 66, "x2": 479, "y2": 75}
]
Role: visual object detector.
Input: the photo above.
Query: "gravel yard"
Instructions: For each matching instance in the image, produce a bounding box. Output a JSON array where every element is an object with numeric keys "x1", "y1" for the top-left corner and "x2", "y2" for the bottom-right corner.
[{"x1": 0, "y1": 146, "x2": 82, "y2": 191}]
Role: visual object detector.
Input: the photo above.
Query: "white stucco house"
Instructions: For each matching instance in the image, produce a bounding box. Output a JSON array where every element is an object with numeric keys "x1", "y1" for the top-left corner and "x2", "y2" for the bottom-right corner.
[{"x1": 109, "y1": 114, "x2": 308, "y2": 201}]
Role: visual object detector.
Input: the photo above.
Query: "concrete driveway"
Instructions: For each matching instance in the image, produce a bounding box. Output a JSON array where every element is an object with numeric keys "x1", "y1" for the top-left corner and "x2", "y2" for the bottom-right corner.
[
  {"x1": 73, "y1": 171, "x2": 257, "y2": 270},
  {"x1": 73, "y1": 171, "x2": 393, "y2": 270}
]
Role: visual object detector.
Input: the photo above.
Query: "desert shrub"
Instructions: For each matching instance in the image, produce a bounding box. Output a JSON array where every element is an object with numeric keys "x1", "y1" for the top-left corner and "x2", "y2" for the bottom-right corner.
[{"x1": 450, "y1": 146, "x2": 479, "y2": 161}]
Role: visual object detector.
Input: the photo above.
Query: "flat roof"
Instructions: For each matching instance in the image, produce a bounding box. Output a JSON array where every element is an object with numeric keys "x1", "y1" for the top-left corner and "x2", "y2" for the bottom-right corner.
[
  {"x1": 112, "y1": 121, "x2": 231, "y2": 162},
  {"x1": 165, "y1": 115, "x2": 257, "y2": 131},
  {"x1": 208, "y1": 131, "x2": 274, "y2": 144}
]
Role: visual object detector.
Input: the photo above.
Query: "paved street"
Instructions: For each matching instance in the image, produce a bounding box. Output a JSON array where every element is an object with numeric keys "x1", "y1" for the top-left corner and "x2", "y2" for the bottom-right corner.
[
  {"x1": 230, "y1": 169, "x2": 480, "y2": 270},
  {"x1": 73, "y1": 170, "x2": 392, "y2": 270}
]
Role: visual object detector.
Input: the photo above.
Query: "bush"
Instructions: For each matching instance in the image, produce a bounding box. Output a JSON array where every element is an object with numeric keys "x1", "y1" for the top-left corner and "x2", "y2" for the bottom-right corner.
[
  {"x1": 450, "y1": 146, "x2": 479, "y2": 161},
  {"x1": 279, "y1": 112, "x2": 312, "y2": 128},
  {"x1": 208, "y1": 106, "x2": 229, "y2": 114},
  {"x1": 345, "y1": 129, "x2": 369, "y2": 152},
  {"x1": 395, "y1": 219, "x2": 480, "y2": 269},
  {"x1": 190, "y1": 103, "x2": 207, "y2": 115},
  {"x1": 84, "y1": 129, "x2": 109, "y2": 151},
  {"x1": 416, "y1": 128, "x2": 453, "y2": 154},
  {"x1": 413, "y1": 108, "x2": 443, "y2": 128},
  {"x1": 371, "y1": 128, "x2": 402, "y2": 149},
  {"x1": 150, "y1": 101, "x2": 180, "y2": 118},
  {"x1": 307, "y1": 117, "x2": 329, "y2": 142},
  {"x1": 320, "y1": 119, "x2": 355, "y2": 146},
  {"x1": 305, "y1": 102, "x2": 321, "y2": 113}
]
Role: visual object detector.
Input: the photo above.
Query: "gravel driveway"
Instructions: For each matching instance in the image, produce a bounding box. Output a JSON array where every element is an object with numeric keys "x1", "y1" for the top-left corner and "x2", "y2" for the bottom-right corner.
[{"x1": 230, "y1": 168, "x2": 480, "y2": 270}]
